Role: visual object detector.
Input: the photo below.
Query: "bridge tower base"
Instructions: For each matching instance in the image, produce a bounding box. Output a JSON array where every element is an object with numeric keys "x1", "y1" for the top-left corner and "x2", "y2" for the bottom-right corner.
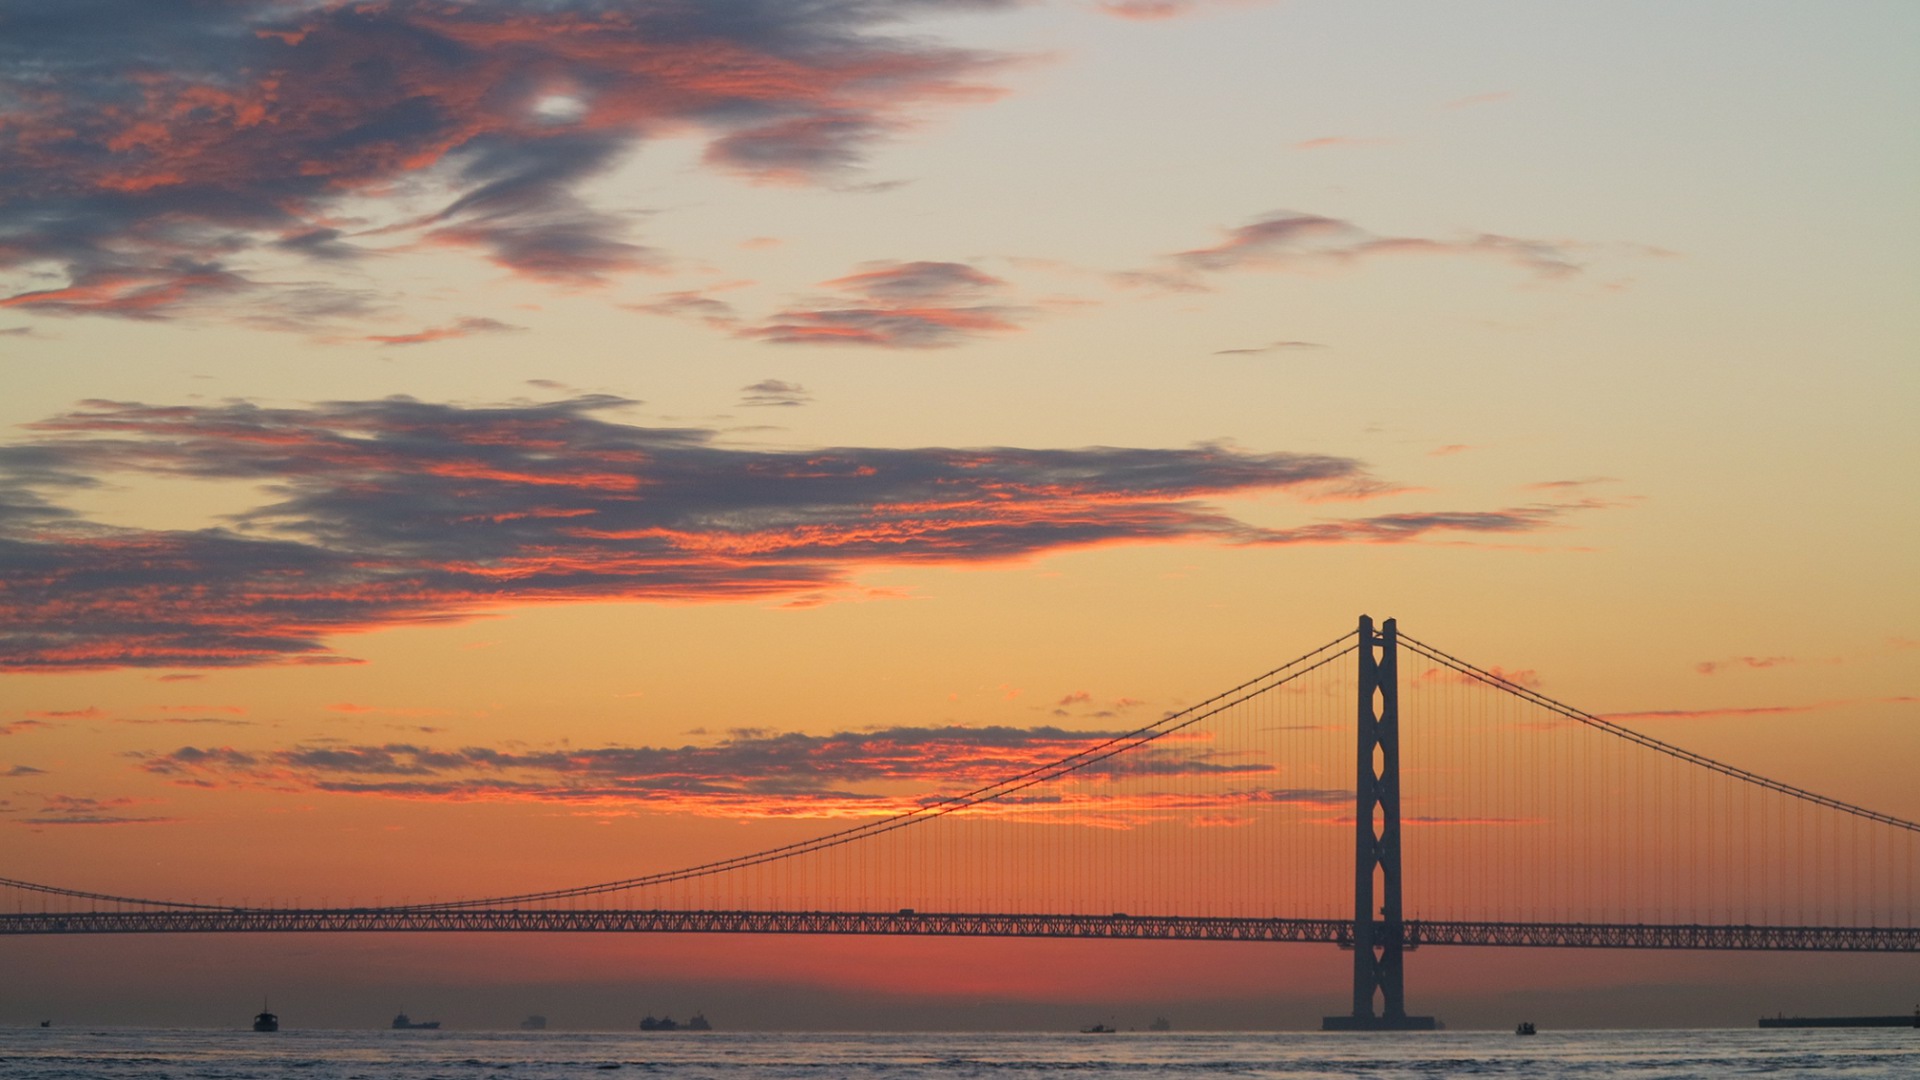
[{"x1": 1322, "y1": 615, "x2": 1438, "y2": 1033}]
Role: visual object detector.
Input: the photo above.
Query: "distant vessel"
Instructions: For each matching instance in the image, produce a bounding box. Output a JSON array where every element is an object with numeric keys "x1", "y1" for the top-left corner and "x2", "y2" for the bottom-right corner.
[
  {"x1": 639, "y1": 1015, "x2": 678, "y2": 1031},
  {"x1": 1515, "y1": 1021, "x2": 1537, "y2": 1036},
  {"x1": 252, "y1": 1010, "x2": 279, "y2": 1033},
  {"x1": 391, "y1": 1013, "x2": 441, "y2": 1030},
  {"x1": 1759, "y1": 1008, "x2": 1920, "y2": 1029},
  {"x1": 520, "y1": 1015, "x2": 547, "y2": 1031},
  {"x1": 1079, "y1": 1023, "x2": 1115, "y2": 1034},
  {"x1": 39, "y1": 1020, "x2": 50, "y2": 1028},
  {"x1": 1148, "y1": 1017, "x2": 1171, "y2": 1032},
  {"x1": 686, "y1": 1013, "x2": 712, "y2": 1031}
]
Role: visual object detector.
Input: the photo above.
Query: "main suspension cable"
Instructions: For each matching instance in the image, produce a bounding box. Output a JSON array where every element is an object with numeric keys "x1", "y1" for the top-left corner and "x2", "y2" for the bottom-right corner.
[
  {"x1": 408, "y1": 634, "x2": 1358, "y2": 909},
  {"x1": 1398, "y1": 632, "x2": 1920, "y2": 833}
]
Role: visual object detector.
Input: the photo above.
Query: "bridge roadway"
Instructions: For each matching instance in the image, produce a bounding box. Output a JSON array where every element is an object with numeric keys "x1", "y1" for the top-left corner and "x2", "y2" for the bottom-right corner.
[{"x1": 3, "y1": 908, "x2": 1917, "y2": 952}]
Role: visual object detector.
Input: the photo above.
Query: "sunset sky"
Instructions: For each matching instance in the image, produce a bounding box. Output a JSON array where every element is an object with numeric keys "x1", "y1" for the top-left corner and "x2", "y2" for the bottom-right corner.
[{"x1": 2, "y1": 0, "x2": 1916, "y2": 1029}]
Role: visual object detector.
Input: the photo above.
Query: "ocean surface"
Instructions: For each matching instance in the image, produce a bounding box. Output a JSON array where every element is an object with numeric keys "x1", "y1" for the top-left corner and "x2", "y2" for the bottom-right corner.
[{"x1": 4, "y1": 1028, "x2": 1919, "y2": 1079}]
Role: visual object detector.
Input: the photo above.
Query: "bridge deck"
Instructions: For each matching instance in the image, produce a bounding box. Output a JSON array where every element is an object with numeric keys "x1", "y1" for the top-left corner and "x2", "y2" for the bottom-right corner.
[{"x1": 3, "y1": 909, "x2": 1916, "y2": 952}]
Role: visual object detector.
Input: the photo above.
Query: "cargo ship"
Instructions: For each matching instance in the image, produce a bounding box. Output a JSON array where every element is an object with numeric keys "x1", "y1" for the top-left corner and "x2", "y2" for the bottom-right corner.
[
  {"x1": 392, "y1": 1013, "x2": 441, "y2": 1030},
  {"x1": 1759, "y1": 1009, "x2": 1919, "y2": 1029}
]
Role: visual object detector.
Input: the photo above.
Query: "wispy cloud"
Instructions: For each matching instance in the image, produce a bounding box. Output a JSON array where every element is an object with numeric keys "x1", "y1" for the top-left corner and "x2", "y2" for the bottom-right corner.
[
  {"x1": 1694, "y1": 656, "x2": 1797, "y2": 676},
  {"x1": 1244, "y1": 501, "x2": 1611, "y2": 547},
  {"x1": 1416, "y1": 665, "x2": 1543, "y2": 689},
  {"x1": 748, "y1": 261, "x2": 1029, "y2": 348},
  {"x1": 1525, "y1": 477, "x2": 1618, "y2": 491},
  {"x1": 1122, "y1": 211, "x2": 1585, "y2": 292},
  {"x1": 1603, "y1": 696, "x2": 1916, "y2": 723},
  {"x1": 1213, "y1": 340, "x2": 1325, "y2": 357},
  {"x1": 17, "y1": 793, "x2": 176, "y2": 827},
  {"x1": 738, "y1": 380, "x2": 812, "y2": 408},
  {"x1": 631, "y1": 291, "x2": 743, "y2": 331},
  {"x1": 365, "y1": 317, "x2": 523, "y2": 347},
  {"x1": 135, "y1": 724, "x2": 1318, "y2": 820},
  {"x1": 1093, "y1": 0, "x2": 1265, "y2": 20}
]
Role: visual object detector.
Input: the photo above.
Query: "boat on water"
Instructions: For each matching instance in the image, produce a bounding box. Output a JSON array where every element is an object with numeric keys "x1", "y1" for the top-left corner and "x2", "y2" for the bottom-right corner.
[
  {"x1": 1515, "y1": 1022, "x2": 1537, "y2": 1036},
  {"x1": 639, "y1": 1015, "x2": 678, "y2": 1031},
  {"x1": 252, "y1": 1010, "x2": 279, "y2": 1032},
  {"x1": 1758, "y1": 1009, "x2": 1920, "y2": 1029},
  {"x1": 1148, "y1": 1017, "x2": 1171, "y2": 1032},
  {"x1": 392, "y1": 1013, "x2": 441, "y2": 1030},
  {"x1": 1079, "y1": 1023, "x2": 1116, "y2": 1034},
  {"x1": 520, "y1": 1015, "x2": 547, "y2": 1031},
  {"x1": 686, "y1": 1013, "x2": 712, "y2": 1031}
]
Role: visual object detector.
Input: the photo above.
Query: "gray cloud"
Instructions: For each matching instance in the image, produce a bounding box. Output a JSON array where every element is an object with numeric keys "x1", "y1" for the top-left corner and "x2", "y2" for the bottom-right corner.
[
  {"x1": 0, "y1": 395, "x2": 1379, "y2": 670},
  {"x1": 1123, "y1": 211, "x2": 1585, "y2": 292},
  {"x1": 0, "y1": 0, "x2": 1014, "y2": 324},
  {"x1": 136, "y1": 723, "x2": 1298, "y2": 813},
  {"x1": 739, "y1": 380, "x2": 812, "y2": 407},
  {"x1": 1213, "y1": 340, "x2": 1326, "y2": 356},
  {"x1": 749, "y1": 260, "x2": 1028, "y2": 348}
]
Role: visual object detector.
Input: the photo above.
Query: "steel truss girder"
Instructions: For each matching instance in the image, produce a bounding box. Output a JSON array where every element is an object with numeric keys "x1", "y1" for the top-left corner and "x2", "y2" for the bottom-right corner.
[
  {"x1": 0, "y1": 909, "x2": 1351, "y2": 940},
  {"x1": 5, "y1": 909, "x2": 1910, "y2": 952}
]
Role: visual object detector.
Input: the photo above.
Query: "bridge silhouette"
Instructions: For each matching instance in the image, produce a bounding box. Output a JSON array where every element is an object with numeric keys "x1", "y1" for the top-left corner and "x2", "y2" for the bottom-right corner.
[{"x1": 6, "y1": 617, "x2": 1917, "y2": 1030}]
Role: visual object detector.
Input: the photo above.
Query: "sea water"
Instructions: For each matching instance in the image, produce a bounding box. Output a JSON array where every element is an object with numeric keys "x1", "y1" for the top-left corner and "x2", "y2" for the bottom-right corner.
[{"x1": 4, "y1": 1027, "x2": 1918, "y2": 1079}]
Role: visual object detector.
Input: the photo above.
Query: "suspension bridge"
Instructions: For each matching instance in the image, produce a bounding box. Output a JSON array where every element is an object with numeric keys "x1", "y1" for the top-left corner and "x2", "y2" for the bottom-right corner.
[{"x1": 5, "y1": 617, "x2": 1917, "y2": 1030}]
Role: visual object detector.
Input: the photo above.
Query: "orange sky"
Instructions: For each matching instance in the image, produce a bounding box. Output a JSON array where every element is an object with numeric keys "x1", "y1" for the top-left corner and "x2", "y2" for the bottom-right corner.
[{"x1": 2, "y1": 0, "x2": 1917, "y2": 1030}]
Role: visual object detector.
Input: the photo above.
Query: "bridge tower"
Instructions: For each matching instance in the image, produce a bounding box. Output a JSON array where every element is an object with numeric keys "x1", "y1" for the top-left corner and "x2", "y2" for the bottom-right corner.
[{"x1": 1323, "y1": 615, "x2": 1438, "y2": 1031}]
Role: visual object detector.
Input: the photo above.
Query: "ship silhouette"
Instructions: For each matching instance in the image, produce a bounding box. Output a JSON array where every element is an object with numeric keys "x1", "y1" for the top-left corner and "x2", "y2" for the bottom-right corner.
[{"x1": 640, "y1": 1012, "x2": 712, "y2": 1031}]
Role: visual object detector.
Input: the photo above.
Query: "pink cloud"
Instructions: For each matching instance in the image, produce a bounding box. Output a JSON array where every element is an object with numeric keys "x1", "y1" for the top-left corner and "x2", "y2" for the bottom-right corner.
[
  {"x1": 1694, "y1": 656, "x2": 1797, "y2": 676},
  {"x1": 364, "y1": 317, "x2": 523, "y2": 347}
]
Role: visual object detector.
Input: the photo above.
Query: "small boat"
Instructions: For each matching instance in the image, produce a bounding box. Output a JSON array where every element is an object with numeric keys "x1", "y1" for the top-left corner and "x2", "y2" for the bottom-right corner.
[
  {"x1": 520, "y1": 1015, "x2": 548, "y2": 1031},
  {"x1": 392, "y1": 1013, "x2": 441, "y2": 1030},
  {"x1": 1148, "y1": 1017, "x2": 1171, "y2": 1032},
  {"x1": 686, "y1": 1013, "x2": 712, "y2": 1031},
  {"x1": 1515, "y1": 1021, "x2": 1537, "y2": 1036},
  {"x1": 639, "y1": 1015, "x2": 678, "y2": 1032},
  {"x1": 253, "y1": 1010, "x2": 279, "y2": 1033},
  {"x1": 39, "y1": 1020, "x2": 51, "y2": 1028},
  {"x1": 1080, "y1": 1023, "x2": 1115, "y2": 1034}
]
